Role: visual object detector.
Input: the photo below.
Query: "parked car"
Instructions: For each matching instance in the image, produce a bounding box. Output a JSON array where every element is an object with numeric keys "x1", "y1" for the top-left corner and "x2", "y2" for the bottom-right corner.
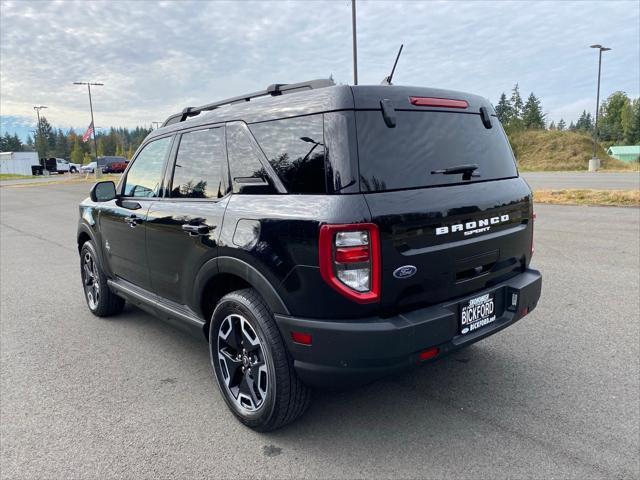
[
  {"x1": 102, "y1": 161, "x2": 128, "y2": 173},
  {"x1": 77, "y1": 79, "x2": 541, "y2": 431},
  {"x1": 97, "y1": 156, "x2": 127, "y2": 171},
  {"x1": 80, "y1": 162, "x2": 97, "y2": 174}
]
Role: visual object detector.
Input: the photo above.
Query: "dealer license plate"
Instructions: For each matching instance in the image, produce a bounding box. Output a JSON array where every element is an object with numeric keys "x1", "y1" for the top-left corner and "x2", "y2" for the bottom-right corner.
[{"x1": 460, "y1": 293, "x2": 496, "y2": 335}]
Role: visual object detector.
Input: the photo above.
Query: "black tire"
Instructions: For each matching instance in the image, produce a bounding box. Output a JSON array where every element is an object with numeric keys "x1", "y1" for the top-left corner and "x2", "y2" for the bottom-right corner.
[
  {"x1": 209, "y1": 288, "x2": 310, "y2": 431},
  {"x1": 80, "y1": 241, "x2": 125, "y2": 317},
  {"x1": 70, "y1": 167, "x2": 77, "y2": 173}
]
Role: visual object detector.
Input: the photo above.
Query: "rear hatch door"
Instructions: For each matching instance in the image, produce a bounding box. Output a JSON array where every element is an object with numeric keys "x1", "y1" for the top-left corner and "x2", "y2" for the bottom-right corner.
[{"x1": 354, "y1": 88, "x2": 533, "y2": 312}]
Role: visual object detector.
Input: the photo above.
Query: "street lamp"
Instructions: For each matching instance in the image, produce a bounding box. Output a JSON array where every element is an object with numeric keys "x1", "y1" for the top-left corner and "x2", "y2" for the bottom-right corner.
[
  {"x1": 589, "y1": 44, "x2": 611, "y2": 171},
  {"x1": 351, "y1": 0, "x2": 358, "y2": 85},
  {"x1": 33, "y1": 105, "x2": 48, "y2": 173},
  {"x1": 73, "y1": 82, "x2": 103, "y2": 162}
]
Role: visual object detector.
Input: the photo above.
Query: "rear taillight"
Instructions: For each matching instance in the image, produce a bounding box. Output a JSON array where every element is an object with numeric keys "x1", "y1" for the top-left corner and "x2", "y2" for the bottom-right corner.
[{"x1": 319, "y1": 223, "x2": 381, "y2": 303}]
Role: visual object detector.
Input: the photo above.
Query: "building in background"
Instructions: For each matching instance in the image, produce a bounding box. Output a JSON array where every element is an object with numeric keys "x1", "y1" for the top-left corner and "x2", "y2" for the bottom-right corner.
[{"x1": 607, "y1": 146, "x2": 640, "y2": 163}]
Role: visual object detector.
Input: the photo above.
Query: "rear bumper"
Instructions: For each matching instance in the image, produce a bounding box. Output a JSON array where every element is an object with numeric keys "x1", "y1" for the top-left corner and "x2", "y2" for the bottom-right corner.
[{"x1": 275, "y1": 268, "x2": 541, "y2": 389}]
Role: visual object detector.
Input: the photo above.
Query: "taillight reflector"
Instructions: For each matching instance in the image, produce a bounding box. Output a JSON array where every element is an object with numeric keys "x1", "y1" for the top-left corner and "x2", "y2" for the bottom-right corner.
[
  {"x1": 335, "y1": 246, "x2": 370, "y2": 263},
  {"x1": 418, "y1": 347, "x2": 439, "y2": 362},
  {"x1": 531, "y1": 212, "x2": 536, "y2": 257},
  {"x1": 291, "y1": 331, "x2": 312, "y2": 345},
  {"x1": 319, "y1": 223, "x2": 381, "y2": 304},
  {"x1": 409, "y1": 97, "x2": 468, "y2": 109}
]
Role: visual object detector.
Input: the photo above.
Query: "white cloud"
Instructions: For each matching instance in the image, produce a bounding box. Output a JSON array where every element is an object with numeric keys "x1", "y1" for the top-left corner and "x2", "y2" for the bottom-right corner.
[{"x1": 0, "y1": 0, "x2": 638, "y2": 131}]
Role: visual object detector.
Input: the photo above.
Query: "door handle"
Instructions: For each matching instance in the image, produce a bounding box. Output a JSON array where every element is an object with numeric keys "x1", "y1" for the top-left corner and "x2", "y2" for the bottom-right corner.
[
  {"x1": 182, "y1": 223, "x2": 213, "y2": 236},
  {"x1": 124, "y1": 215, "x2": 142, "y2": 228}
]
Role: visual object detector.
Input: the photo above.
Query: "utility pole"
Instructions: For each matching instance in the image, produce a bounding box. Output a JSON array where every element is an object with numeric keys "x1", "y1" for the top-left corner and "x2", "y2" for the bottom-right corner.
[
  {"x1": 73, "y1": 82, "x2": 103, "y2": 162},
  {"x1": 351, "y1": 0, "x2": 358, "y2": 85},
  {"x1": 589, "y1": 44, "x2": 611, "y2": 171},
  {"x1": 33, "y1": 105, "x2": 48, "y2": 173}
]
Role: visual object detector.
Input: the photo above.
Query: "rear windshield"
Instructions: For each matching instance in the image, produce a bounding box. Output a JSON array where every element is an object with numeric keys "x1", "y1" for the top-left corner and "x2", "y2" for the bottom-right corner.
[{"x1": 357, "y1": 110, "x2": 517, "y2": 192}]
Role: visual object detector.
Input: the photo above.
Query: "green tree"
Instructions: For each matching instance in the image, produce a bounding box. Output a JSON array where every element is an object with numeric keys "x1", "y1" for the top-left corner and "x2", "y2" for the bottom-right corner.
[
  {"x1": 522, "y1": 93, "x2": 545, "y2": 129},
  {"x1": 620, "y1": 98, "x2": 638, "y2": 145},
  {"x1": 495, "y1": 92, "x2": 512, "y2": 125},
  {"x1": 54, "y1": 128, "x2": 69, "y2": 158},
  {"x1": 548, "y1": 120, "x2": 556, "y2": 130},
  {"x1": 96, "y1": 138, "x2": 105, "y2": 157},
  {"x1": 557, "y1": 118, "x2": 566, "y2": 131},
  {"x1": 575, "y1": 111, "x2": 593, "y2": 132},
  {"x1": 510, "y1": 84, "x2": 524, "y2": 119},
  {"x1": 568, "y1": 121, "x2": 576, "y2": 131},
  {"x1": 70, "y1": 138, "x2": 84, "y2": 164},
  {"x1": 0, "y1": 133, "x2": 23, "y2": 152},
  {"x1": 598, "y1": 91, "x2": 630, "y2": 143}
]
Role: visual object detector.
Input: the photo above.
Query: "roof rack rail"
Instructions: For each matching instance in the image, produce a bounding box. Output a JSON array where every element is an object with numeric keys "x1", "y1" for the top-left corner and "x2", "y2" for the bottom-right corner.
[{"x1": 161, "y1": 78, "x2": 335, "y2": 127}]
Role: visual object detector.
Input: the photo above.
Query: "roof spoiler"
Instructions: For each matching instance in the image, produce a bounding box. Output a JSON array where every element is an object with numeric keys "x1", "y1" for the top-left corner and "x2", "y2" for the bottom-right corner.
[{"x1": 161, "y1": 78, "x2": 336, "y2": 127}]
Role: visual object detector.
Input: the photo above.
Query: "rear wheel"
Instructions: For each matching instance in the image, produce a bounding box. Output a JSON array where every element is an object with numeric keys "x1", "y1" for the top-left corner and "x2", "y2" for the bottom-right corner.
[
  {"x1": 209, "y1": 289, "x2": 310, "y2": 431},
  {"x1": 80, "y1": 241, "x2": 125, "y2": 317}
]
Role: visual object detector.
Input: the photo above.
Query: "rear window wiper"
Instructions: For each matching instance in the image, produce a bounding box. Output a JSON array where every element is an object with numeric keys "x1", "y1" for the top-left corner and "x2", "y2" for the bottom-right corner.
[{"x1": 431, "y1": 163, "x2": 479, "y2": 180}]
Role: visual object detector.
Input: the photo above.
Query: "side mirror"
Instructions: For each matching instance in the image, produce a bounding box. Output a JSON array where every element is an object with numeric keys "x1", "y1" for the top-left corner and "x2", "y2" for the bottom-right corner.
[{"x1": 90, "y1": 181, "x2": 117, "y2": 202}]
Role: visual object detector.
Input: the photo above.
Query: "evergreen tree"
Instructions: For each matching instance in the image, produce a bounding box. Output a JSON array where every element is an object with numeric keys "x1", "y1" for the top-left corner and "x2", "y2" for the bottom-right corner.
[
  {"x1": 510, "y1": 84, "x2": 524, "y2": 119},
  {"x1": 557, "y1": 118, "x2": 566, "y2": 131},
  {"x1": 70, "y1": 138, "x2": 84, "y2": 164},
  {"x1": 522, "y1": 93, "x2": 545, "y2": 129},
  {"x1": 0, "y1": 133, "x2": 24, "y2": 151},
  {"x1": 54, "y1": 129, "x2": 69, "y2": 158},
  {"x1": 548, "y1": 121, "x2": 556, "y2": 130},
  {"x1": 575, "y1": 110, "x2": 593, "y2": 132},
  {"x1": 569, "y1": 121, "x2": 576, "y2": 131},
  {"x1": 495, "y1": 92, "x2": 512, "y2": 125}
]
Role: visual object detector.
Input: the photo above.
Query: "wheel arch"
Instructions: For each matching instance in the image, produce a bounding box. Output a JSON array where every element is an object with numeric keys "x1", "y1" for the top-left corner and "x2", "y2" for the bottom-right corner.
[{"x1": 195, "y1": 256, "x2": 290, "y2": 339}]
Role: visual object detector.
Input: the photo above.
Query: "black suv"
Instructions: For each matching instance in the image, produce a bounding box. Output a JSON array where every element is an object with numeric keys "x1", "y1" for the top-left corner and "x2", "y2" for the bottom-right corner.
[{"x1": 77, "y1": 79, "x2": 542, "y2": 431}]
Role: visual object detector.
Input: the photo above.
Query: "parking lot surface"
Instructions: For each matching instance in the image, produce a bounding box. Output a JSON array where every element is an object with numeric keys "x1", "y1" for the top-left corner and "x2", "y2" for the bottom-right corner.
[
  {"x1": 522, "y1": 171, "x2": 640, "y2": 190},
  {"x1": 1, "y1": 182, "x2": 638, "y2": 479}
]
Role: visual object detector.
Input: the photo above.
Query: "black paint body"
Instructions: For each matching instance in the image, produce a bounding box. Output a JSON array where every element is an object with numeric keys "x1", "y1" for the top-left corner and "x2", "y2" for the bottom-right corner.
[{"x1": 78, "y1": 84, "x2": 542, "y2": 388}]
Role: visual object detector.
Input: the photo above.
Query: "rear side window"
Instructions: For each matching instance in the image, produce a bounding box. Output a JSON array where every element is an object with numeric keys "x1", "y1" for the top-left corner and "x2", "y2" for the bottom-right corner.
[
  {"x1": 357, "y1": 111, "x2": 517, "y2": 192},
  {"x1": 170, "y1": 128, "x2": 227, "y2": 199},
  {"x1": 249, "y1": 115, "x2": 326, "y2": 194}
]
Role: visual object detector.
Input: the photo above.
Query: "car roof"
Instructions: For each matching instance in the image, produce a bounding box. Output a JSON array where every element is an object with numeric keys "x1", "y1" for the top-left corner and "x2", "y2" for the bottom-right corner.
[{"x1": 147, "y1": 84, "x2": 494, "y2": 140}]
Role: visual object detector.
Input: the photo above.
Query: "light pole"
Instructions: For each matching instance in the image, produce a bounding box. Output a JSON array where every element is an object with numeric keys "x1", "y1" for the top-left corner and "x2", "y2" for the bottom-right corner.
[
  {"x1": 33, "y1": 105, "x2": 48, "y2": 173},
  {"x1": 589, "y1": 44, "x2": 611, "y2": 171},
  {"x1": 73, "y1": 82, "x2": 103, "y2": 162},
  {"x1": 351, "y1": 0, "x2": 358, "y2": 85}
]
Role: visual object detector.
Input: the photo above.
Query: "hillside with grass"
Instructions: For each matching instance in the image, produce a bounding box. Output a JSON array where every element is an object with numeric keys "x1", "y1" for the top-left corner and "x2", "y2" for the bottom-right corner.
[{"x1": 509, "y1": 130, "x2": 634, "y2": 171}]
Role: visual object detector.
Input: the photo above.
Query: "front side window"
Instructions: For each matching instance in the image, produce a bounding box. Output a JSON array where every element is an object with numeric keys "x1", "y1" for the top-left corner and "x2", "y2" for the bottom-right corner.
[
  {"x1": 249, "y1": 115, "x2": 326, "y2": 194},
  {"x1": 170, "y1": 128, "x2": 227, "y2": 199},
  {"x1": 123, "y1": 137, "x2": 172, "y2": 197}
]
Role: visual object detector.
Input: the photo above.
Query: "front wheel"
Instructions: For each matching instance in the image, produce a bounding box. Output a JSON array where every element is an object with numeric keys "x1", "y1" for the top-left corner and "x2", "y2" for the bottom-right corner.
[
  {"x1": 80, "y1": 241, "x2": 125, "y2": 317},
  {"x1": 209, "y1": 289, "x2": 310, "y2": 431}
]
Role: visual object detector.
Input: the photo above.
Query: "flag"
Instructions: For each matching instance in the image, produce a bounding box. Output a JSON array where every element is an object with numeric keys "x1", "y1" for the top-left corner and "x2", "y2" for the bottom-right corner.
[{"x1": 82, "y1": 122, "x2": 94, "y2": 142}]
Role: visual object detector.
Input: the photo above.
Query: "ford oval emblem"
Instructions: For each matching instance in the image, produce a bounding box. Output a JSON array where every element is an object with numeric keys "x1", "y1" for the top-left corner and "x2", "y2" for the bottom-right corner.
[{"x1": 393, "y1": 265, "x2": 417, "y2": 279}]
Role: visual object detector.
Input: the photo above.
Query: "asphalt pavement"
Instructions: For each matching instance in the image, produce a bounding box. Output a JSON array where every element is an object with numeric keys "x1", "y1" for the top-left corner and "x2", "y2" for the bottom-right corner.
[
  {"x1": 1, "y1": 182, "x2": 638, "y2": 479},
  {"x1": 521, "y1": 171, "x2": 640, "y2": 190}
]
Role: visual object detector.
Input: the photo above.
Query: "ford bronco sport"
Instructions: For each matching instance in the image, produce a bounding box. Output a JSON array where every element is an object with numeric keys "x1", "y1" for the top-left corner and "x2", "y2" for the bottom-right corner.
[{"x1": 77, "y1": 79, "x2": 542, "y2": 431}]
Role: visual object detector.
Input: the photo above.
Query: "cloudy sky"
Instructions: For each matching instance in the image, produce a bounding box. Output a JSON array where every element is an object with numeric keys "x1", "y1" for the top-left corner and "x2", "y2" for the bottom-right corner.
[{"x1": 1, "y1": 0, "x2": 638, "y2": 139}]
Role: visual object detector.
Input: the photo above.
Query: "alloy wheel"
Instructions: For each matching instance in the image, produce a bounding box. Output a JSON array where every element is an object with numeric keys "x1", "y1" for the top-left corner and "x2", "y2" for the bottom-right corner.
[
  {"x1": 82, "y1": 251, "x2": 100, "y2": 309},
  {"x1": 217, "y1": 314, "x2": 269, "y2": 412}
]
